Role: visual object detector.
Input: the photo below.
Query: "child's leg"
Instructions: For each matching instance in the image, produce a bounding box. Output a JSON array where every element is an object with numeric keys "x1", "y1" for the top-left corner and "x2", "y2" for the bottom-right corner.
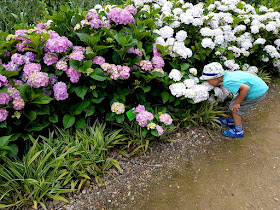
[{"x1": 232, "y1": 112, "x2": 242, "y2": 126}]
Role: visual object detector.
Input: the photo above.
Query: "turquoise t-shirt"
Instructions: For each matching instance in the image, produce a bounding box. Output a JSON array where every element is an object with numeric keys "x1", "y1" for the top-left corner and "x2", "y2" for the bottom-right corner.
[{"x1": 223, "y1": 71, "x2": 268, "y2": 99}]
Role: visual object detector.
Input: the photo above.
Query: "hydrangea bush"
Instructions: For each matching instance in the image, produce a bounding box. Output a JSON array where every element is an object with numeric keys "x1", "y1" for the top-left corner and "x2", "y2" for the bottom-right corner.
[{"x1": 0, "y1": 0, "x2": 279, "y2": 146}]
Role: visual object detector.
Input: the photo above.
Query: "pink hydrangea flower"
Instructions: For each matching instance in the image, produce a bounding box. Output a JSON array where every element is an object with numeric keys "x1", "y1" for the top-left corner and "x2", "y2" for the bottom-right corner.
[
  {"x1": 3, "y1": 61, "x2": 18, "y2": 71},
  {"x1": 156, "y1": 125, "x2": 163, "y2": 136},
  {"x1": 69, "y1": 51, "x2": 84, "y2": 61},
  {"x1": 140, "y1": 60, "x2": 153, "y2": 71},
  {"x1": 119, "y1": 66, "x2": 130, "y2": 79},
  {"x1": 101, "y1": 63, "x2": 110, "y2": 71},
  {"x1": 45, "y1": 36, "x2": 73, "y2": 53},
  {"x1": 159, "y1": 113, "x2": 173, "y2": 125},
  {"x1": 152, "y1": 56, "x2": 165, "y2": 68},
  {"x1": 72, "y1": 46, "x2": 86, "y2": 53},
  {"x1": 16, "y1": 40, "x2": 31, "y2": 52},
  {"x1": 0, "y1": 94, "x2": 10, "y2": 105},
  {"x1": 43, "y1": 53, "x2": 58, "y2": 66},
  {"x1": 27, "y1": 72, "x2": 49, "y2": 88},
  {"x1": 66, "y1": 67, "x2": 81, "y2": 83},
  {"x1": 23, "y1": 63, "x2": 41, "y2": 78},
  {"x1": 0, "y1": 75, "x2": 8, "y2": 87},
  {"x1": 53, "y1": 82, "x2": 68, "y2": 101},
  {"x1": 0, "y1": 108, "x2": 8, "y2": 122},
  {"x1": 108, "y1": 8, "x2": 135, "y2": 25},
  {"x1": 14, "y1": 29, "x2": 29, "y2": 41},
  {"x1": 89, "y1": 19, "x2": 103, "y2": 29},
  {"x1": 55, "y1": 59, "x2": 68, "y2": 71},
  {"x1": 124, "y1": 5, "x2": 137, "y2": 15},
  {"x1": 136, "y1": 110, "x2": 154, "y2": 127},
  {"x1": 92, "y1": 56, "x2": 105, "y2": 65},
  {"x1": 85, "y1": 12, "x2": 99, "y2": 20},
  {"x1": 12, "y1": 97, "x2": 25, "y2": 110},
  {"x1": 152, "y1": 68, "x2": 164, "y2": 74}
]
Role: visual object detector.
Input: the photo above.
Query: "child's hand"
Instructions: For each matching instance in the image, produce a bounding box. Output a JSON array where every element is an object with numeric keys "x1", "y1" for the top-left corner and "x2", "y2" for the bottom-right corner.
[{"x1": 232, "y1": 103, "x2": 241, "y2": 111}]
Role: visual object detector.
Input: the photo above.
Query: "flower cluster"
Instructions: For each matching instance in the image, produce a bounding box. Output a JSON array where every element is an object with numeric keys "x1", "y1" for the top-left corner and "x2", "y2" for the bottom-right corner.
[
  {"x1": 101, "y1": 63, "x2": 131, "y2": 80},
  {"x1": 111, "y1": 102, "x2": 125, "y2": 114},
  {"x1": 108, "y1": 7, "x2": 135, "y2": 25},
  {"x1": 53, "y1": 82, "x2": 68, "y2": 101}
]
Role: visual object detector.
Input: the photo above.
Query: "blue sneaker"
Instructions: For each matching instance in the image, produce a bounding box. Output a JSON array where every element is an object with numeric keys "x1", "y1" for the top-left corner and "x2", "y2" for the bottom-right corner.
[
  {"x1": 222, "y1": 128, "x2": 244, "y2": 138},
  {"x1": 218, "y1": 118, "x2": 235, "y2": 128}
]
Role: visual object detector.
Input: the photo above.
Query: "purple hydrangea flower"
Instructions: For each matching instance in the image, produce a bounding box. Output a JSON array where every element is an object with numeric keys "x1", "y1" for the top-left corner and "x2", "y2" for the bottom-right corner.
[
  {"x1": 45, "y1": 36, "x2": 73, "y2": 53},
  {"x1": 14, "y1": 29, "x2": 29, "y2": 41},
  {"x1": 43, "y1": 53, "x2": 58, "y2": 66},
  {"x1": 23, "y1": 63, "x2": 41, "y2": 78},
  {"x1": 152, "y1": 56, "x2": 165, "y2": 68},
  {"x1": 11, "y1": 53, "x2": 27, "y2": 65},
  {"x1": 66, "y1": 67, "x2": 81, "y2": 83},
  {"x1": 156, "y1": 125, "x2": 163, "y2": 136},
  {"x1": 92, "y1": 56, "x2": 105, "y2": 65},
  {"x1": 24, "y1": 52, "x2": 37, "y2": 62},
  {"x1": 85, "y1": 12, "x2": 99, "y2": 20},
  {"x1": 13, "y1": 80, "x2": 24, "y2": 86},
  {"x1": 0, "y1": 75, "x2": 8, "y2": 87},
  {"x1": 159, "y1": 113, "x2": 173, "y2": 125},
  {"x1": 27, "y1": 72, "x2": 49, "y2": 88},
  {"x1": 0, "y1": 108, "x2": 8, "y2": 122},
  {"x1": 108, "y1": 8, "x2": 135, "y2": 25},
  {"x1": 16, "y1": 40, "x2": 31, "y2": 52},
  {"x1": 49, "y1": 74, "x2": 58, "y2": 86},
  {"x1": 103, "y1": 20, "x2": 111, "y2": 29},
  {"x1": 0, "y1": 94, "x2": 10, "y2": 105},
  {"x1": 53, "y1": 82, "x2": 68, "y2": 101},
  {"x1": 42, "y1": 88, "x2": 53, "y2": 96},
  {"x1": 48, "y1": 30, "x2": 60, "y2": 39},
  {"x1": 12, "y1": 97, "x2": 25, "y2": 110},
  {"x1": 124, "y1": 5, "x2": 137, "y2": 15},
  {"x1": 8, "y1": 87, "x2": 20, "y2": 99},
  {"x1": 3, "y1": 61, "x2": 18, "y2": 71}
]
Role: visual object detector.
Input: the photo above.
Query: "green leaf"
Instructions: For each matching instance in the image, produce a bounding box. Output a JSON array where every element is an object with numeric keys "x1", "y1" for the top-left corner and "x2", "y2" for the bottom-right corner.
[
  {"x1": 31, "y1": 93, "x2": 53, "y2": 104},
  {"x1": 115, "y1": 114, "x2": 124, "y2": 123},
  {"x1": 151, "y1": 129, "x2": 159, "y2": 137},
  {"x1": 106, "y1": 112, "x2": 115, "y2": 121},
  {"x1": 85, "y1": 104, "x2": 95, "y2": 117},
  {"x1": 90, "y1": 68, "x2": 107, "y2": 81},
  {"x1": 75, "y1": 117, "x2": 86, "y2": 129},
  {"x1": 0, "y1": 71, "x2": 19, "y2": 78},
  {"x1": 181, "y1": 63, "x2": 190, "y2": 71},
  {"x1": 0, "y1": 86, "x2": 8, "y2": 94},
  {"x1": 34, "y1": 105, "x2": 50, "y2": 115},
  {"x1": 74, "y1": 86, "x2": 88, "y2": 100},
  {"x1": 23, "y1": 110, "x2": 37, "y2": 121},
  {"x1": 0, "y1": 135, "x2": 11, "y2": 147},
  {"x1": 112, "y1": 51, "x2": 121, "y2": 64},
  {"x1": 6, "y1": 144, "x2": 18, "y2": 157},
  {"x1": 49, "y1": 114, "x2": 58, "y2": 123},
  {"x1": 63, "y1": 114, "x2": 75, "y2": 129},
  {"x1": 91, "y1": 97, "x2": 105, "y2": 104},
  {"x1": 0, "y1": 121, "x2": 7, "y2": 128},
  {"x1": 69, "y1": 59, "x2": 83, "y2": 71},
  {"x1": 18, "y1": 84, "x2": 34, "y2": 101},
  {"x1": 25, "y1": 123, "x2": 47, "y2": 132},
  {"x1": 161, "y1": 91, "x2": 169, "y2": 104},
  {"x1": 140, "y1": 85, "x2": 151, "y2": 93}
]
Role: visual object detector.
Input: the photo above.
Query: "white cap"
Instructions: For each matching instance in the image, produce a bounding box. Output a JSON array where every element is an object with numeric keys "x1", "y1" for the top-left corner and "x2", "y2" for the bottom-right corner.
[{"x1": 200, "y1": 62, "x2": 225, "y2": 80}]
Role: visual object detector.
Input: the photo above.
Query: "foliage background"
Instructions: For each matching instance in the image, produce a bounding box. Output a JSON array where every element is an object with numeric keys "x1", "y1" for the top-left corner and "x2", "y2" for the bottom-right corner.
[{"x1": 0, "y1": 0, "x2": 270, "y2": 33}]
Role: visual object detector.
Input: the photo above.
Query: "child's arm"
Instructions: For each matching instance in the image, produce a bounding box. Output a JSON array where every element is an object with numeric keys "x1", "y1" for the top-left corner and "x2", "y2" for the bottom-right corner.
[
  {"x1": 232, "y1": 84, "x2": 250, "y2": 111},
  {"x1": 249, "y1": 71, "x2": 257, "y2": 76}
]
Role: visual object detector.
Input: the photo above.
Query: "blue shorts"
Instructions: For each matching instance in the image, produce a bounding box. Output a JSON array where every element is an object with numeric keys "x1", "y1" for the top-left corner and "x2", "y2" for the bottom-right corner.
[{"x1": 229, "y1": 91, "x2": 268, "y2": 116}]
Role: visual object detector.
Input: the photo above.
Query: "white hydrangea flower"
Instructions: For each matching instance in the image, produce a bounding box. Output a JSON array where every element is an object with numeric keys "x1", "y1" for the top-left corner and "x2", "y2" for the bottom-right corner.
[
  {"x1": 200, "y1": 27, "x2": 213, "y2": 37},
  {"x1": 259, "y1": 6, "x2": 268, "y2": 12},
  {"x1": 158, "y1": 26, "x2": 174, "y2": 39},
  {"x1": 253, "y1": 38, "x2": 266, "y2": 45},
  {"x1": 183, "y1": 79, "x2": 195, "y2": 88},
  {"x1": 170, "y1": 21, "x2": 181, "y2": 28},
  {"x1": 201, "y1": 38, "x2": 215, "y2": 49},
  {"x1": 173, "y1": 8, "x2": 183, "y2": 16},
  {"x1": 200, "y1": 81, "x2": 214, "y2": 91},
  {"x1": 175, "y1": 31, "x2": 188, "y2": 42},
  {"x1": 169, "y1": 83, "x2": 186, "y2": 97},
  {"x1": 135, "y1": 0, "x2": 144, "y2": 8},
  {"x1": 248, "y1": 66, "x2": 258, "y2": 73},
  {"x1": 169, "y1": 69, "x2": 183, "y2": 82},
  {"x1": 180, "y1": 13, "x2": 194, "y2": 24},
  {"x1": 153, "y1": 3, "x2": 160, "y2": 9},
  {"x1": 189, "y1": 68, "x2": 197, "y2": 75},
  {"x1": 184, "y1": 89, "x2": 196, "y2": 98},
  {"x1": 191, "y1": 85, "x2": 209, "y2": 103}
]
